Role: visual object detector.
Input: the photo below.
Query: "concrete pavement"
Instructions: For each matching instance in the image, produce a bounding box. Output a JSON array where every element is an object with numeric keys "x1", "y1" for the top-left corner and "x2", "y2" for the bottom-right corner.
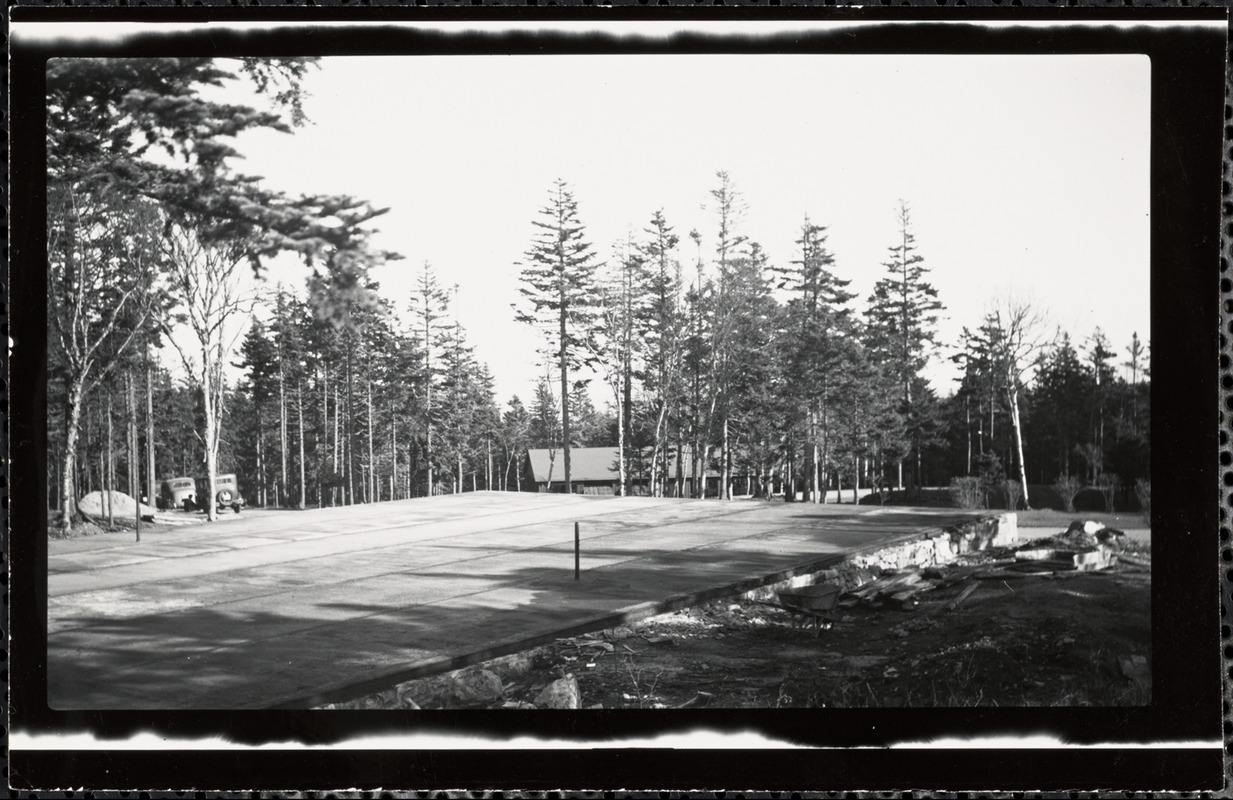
[{"x1": 48, "y1": 492, "x2": 983, "y2": 709}]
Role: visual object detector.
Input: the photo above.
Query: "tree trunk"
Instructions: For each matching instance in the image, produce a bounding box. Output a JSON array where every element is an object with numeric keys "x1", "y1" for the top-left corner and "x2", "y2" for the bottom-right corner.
[
  {"x1": 390, "y1": 399, "x2": 398, "y2": 501},
  {"x1": 366, "y1": 367, "x2": 375, "y2": 504},
  {"x1": 202, "y1": 380, "x2": 219, "y2": 523},
  {"x1": 1009, "y1": 387, "x2": 1031, "y2": 509},
  {"x1": 616, "y1": 381, "x2": 626, "y2": 497},
  {"x1": 279, "y1": 343, "x2": 288, "y2": 510},
  {"x1": 145, "y1": 346, "x2": 156, "y2": 504},
  {"x1": 298, "y1": 380, "x2": 306, "y2": 509},
  {"x1": 126, "y1": 371, "x2": 137, "y2": 500},
  {"x1": 257, "y1": 420, "x2": 266, "y2": 507},
  {"x1": 106, "y1": 390, "x2": 115, "y2": 528},
  {"x1": 965, "y1": 395, "x2": 972, "y2": 475},
  {"x1": 345, "y1": 339, "x2": 354, "y2": 506},
  {"x1": 560, "y1": 306, "x2": 573, "y2": 495},
  {"x1": 721, "y1": 415, "x2": 731, "y2": 501}
]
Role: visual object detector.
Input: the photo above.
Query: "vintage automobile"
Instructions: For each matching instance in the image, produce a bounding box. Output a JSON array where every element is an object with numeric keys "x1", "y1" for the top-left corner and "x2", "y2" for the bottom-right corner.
[
  {"x1": 209, "y1": 473, "x2": 246, "y2": 514},
  {"x1": 157, "y1": 476, "x2": 198, "y2": 511}
]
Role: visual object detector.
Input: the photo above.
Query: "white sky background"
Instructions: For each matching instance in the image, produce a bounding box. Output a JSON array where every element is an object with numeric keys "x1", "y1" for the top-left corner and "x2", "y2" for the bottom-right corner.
[
  {"x1": 230, "y1": 52, "x2": 1150, "y2": 404},
  {"x1": 26, "y1": 23, "x2": 1150, "y2": 404}
]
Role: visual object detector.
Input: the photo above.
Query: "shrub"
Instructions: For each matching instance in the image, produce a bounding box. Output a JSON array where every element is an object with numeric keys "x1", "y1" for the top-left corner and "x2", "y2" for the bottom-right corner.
[
  {"x1": 1134, "y1": 478, "x2": 1151, "y2": 522},
  {"x1": 975, "y1": 453, "x2": 1005, "y2": 509},
  {"x1": 949, "y1": 476, "x2": 984, "y2": 509},
  {"x1": 1095, "y1": 473, "x2": 1120, "y2": 512},
  {"x1": 1053, "y1": 475, "x2": 1082, "y2": 513},
  {"x1": 1003, "y1": 479, "x2": 1023, "y2": 511}
]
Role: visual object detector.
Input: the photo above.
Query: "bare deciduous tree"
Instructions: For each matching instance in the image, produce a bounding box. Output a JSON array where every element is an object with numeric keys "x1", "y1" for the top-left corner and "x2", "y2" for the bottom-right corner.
[
  {"x1": 981, "y1": 299, "x2": 1049, "y2": 508},
  {"x1": 47, "y1": 186, "x2": 164, "y2": 533},
  {"x1": 161, "y1": 220, "x2": 260, "y2": 521}
]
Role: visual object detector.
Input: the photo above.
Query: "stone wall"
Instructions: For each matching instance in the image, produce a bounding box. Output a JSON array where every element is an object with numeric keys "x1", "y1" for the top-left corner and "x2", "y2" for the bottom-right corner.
[{"x1": 744, "y1": 512, "x2": 1018, "y2": 601}]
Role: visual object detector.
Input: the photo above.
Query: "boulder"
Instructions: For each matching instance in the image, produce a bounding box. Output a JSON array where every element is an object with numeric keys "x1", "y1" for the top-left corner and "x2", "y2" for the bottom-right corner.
[
  {"x1": 77, "y1": 491, "x2": 158, "y2": 527},
  {"x1": 533, "y1": 676, "x2": 581, "y2": 709},
  {"x1": 447, "y1": 668, "x2": 505, "y2": 705}
]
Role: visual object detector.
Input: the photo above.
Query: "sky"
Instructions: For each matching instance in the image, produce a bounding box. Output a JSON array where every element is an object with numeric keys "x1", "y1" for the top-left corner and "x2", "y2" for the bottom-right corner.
[
  {"x1": 230, "y1": 51, "x2": 1151, "y2": 404},
  {"x1": 31, "y1": 24, "x2": 1153, "y2": 405}
]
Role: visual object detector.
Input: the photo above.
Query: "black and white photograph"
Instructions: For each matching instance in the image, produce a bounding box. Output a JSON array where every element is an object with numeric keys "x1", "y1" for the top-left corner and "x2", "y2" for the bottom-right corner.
[{"x1": 7, "y1": 12, "x2": 1225, "y2": 793}]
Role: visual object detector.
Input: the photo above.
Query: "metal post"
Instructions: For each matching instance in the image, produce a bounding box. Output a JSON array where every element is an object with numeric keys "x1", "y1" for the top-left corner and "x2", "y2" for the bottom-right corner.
[{"x1": 574, "y1": 521, "x2": 580, "y2": 581}]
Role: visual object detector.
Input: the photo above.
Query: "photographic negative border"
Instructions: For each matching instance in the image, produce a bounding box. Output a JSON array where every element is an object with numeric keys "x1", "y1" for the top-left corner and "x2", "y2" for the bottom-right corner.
[{"x1": 6, "y1": 7, "x2": 1226, "y2": 792}]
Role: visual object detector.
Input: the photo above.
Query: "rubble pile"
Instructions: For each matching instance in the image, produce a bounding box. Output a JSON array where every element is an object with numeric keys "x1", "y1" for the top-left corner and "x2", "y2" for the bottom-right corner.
[{"x1": 753, "y1": 517, "x2": 1135, "y2": 616}]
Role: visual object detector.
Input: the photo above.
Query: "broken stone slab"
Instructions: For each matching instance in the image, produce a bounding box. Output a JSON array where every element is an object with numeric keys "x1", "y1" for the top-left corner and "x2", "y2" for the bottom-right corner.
[
  {"x1": 534, "y1": 676, "x2": 581, "y2": 709},
  {"x1": 1015, "y1": 547, "x2": 1060, "y2": 562},
  {"x1": 1073, "y1": 546, "x2": 1116, "y2": 571}
]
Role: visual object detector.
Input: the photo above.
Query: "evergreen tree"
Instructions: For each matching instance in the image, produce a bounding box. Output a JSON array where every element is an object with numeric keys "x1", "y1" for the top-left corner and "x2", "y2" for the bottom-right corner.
[
  {"x1": 864, "y1": 201, "x2": 945, "y2": 489},
  {"x1": 528, "y1": 375, "x2": 563, "y2": 489},
  {"x1": 774, "y1": 216, "x2": 858, "y2": 503},
  {"x1": 501, "y1": 397, "x2": 532, "y2": 491},
  {"x1": 411, "y1": 262, "x2": 450, "y2": 496},
  {"x1": 636, "y1": 210, "x2": 685, "y2": 497},
  {"x1": 513, "y1": 180, "x2": 601, "y2": 494}
]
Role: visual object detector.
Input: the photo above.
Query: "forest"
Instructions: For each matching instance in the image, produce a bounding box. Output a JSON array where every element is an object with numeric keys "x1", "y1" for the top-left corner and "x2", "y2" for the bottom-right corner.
[{"x1": 45, "y1": 57, "x2": 1150, "y2": 533}]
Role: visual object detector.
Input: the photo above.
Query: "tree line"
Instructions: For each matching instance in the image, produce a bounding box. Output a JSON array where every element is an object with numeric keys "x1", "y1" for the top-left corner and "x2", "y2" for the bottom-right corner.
[
  {"x1": 511, "y1": 175, "x2": 1148, "y2": 512},
  {"x1": 46, "y1": 58, "x2": 1150, "y2": 535}
]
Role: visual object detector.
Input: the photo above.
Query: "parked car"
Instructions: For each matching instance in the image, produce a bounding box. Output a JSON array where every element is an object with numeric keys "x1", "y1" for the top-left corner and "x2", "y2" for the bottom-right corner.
[
  {"x1": 158, "y1": 477, "x2": 198, "y2": 511},
  {"x1": 210, "y1": 473, "x2": 246, "y2": 514}
]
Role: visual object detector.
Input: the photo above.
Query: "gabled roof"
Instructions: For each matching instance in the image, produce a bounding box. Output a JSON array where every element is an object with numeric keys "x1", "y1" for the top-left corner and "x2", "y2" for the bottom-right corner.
[{"x1": 526, "y1": 447, "x2": 620, "y2": 483}]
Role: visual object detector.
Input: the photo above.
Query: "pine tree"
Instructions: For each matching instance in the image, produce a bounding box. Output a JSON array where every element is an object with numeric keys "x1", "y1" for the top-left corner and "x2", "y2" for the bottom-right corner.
[
  {"x1": 501, "y1": 397, "x2": 532, "y2": 491},
  {"x1": 529, "y1": 375, "x2": 563, "y2": 489},
  {"x1": 706, "y1": 171, "x2": 750, "y2": 500},
  {"x1": 513, "y1": 180, "x2": 601, "y2": 494},
  {"x1": 411, "y1": 262, "x2": 450, "y2": 496},
  {"x1": 637, "y1": 210, "x2": 684, "y2": 498},
  {"x1": 864, "y1": 201, "x2": 945, "y2": 490},
  {"x1": 774, "y1": 216, "x2": 857, "y2": 503}
]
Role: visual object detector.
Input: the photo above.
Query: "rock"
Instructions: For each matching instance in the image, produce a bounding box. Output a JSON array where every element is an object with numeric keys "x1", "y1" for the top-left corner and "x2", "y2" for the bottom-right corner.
[
  {"x1": 76, "y1": 490, "x2": 158, "y2": 527},
  {"x1": 485, "y1": 650, "x2": 539, "y2": 680},
  {"x1": 604, "y1": 625, "x2": 636, "y2": 641},
  {"x1": 1118, "y1": 655, "x2": 1150, "y2": 689},
  {"x1": 396, "y1": 685, "x2": 421, "y2": 709},
  {"x1": 501, "y1": 700, "x2": 538, "y2": 709},
  {"x1": 534, "y1": 676, "x2": 581, "y2": 709},
  {"x1": 1073, "y1": 546, "x2": 1116, "y2": 571},
  {"x1": 448, "y1": 668, "x2": 505, "y2": 705},
  {"x1": 1095, "y1": 528, "x2": 1127, "y2": 552}
]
